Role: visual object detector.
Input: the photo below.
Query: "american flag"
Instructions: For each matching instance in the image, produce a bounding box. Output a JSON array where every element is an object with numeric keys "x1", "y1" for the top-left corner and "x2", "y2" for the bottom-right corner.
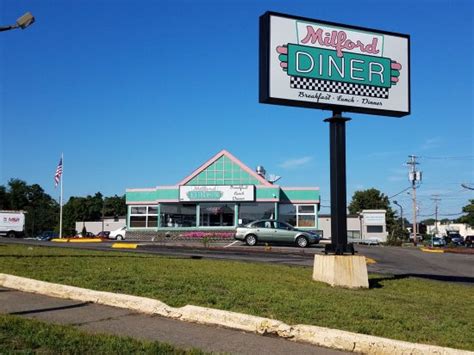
[{"x1": 54, "y1": 157, "x2": 63, "y2": 187}]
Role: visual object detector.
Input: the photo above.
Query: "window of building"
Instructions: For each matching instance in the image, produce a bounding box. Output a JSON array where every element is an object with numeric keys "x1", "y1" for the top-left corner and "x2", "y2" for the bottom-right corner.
[
  {"x1": 279, "y1": 204, "x2": 296, "y2": 226},
  {"x1": 279, "y1": 204, "x2": 316, "y2": 227},
  {"x1": 367, "y1": 225, "x2": 383, "y2": 233},
  {"x1": 160, "y1": 204, "x2": 197, "y2": 228},
  {"x1": 130, "y1": 205, "x2": 158, "y2": 228},
  {"x1": 239, "y1": 203, "x2": 275, "y2": 225},
  {"x1": 200, "y1": 203, "x2": 234, "y2": 227}
]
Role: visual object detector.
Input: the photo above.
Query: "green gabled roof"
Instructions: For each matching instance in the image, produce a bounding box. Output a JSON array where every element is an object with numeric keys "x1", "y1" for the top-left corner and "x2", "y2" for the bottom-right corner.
[{"x1": 178, "y1": 150, "x2": 272, "y2": 187}]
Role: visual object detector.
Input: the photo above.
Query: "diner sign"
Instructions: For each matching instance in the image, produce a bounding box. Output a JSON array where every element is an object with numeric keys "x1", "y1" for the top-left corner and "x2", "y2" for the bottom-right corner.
[
  {"x1": 180, "y1": 185, "x2": 255, "y2": 202},
  {"x1": 260, "y1": 12, "x2": 410, "y2": 117}
]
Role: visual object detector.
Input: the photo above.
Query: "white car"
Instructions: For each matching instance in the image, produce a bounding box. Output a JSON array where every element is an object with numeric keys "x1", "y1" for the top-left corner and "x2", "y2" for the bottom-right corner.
[{"x1": 109, "y1": 226, "x2": 126, "y2": 240}]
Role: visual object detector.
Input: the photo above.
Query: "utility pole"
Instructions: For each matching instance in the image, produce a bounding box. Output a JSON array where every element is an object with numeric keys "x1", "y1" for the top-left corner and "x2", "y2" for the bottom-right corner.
[
  {"x1": 407, "y1": 155, "x2": 421, "y2": 246},
  {"x1": 431, "y1": 195, "x2": 441, "y2": 247}
]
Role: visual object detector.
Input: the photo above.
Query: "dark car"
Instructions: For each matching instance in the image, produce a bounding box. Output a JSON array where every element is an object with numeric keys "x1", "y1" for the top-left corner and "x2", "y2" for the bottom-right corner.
[
  {"x1": 96, "y1": 231, "x2": 110, "y2": 238},
  {"x1": 235, "y1": 219, "x2": 320, "y2": 248},
  {"x1": 447, "y1": 233, "x2": 464, "y2": 246},
  {"x1": 36, "y1": 231, "x2": 59, "y2": 241},
  {"x1": 465, "y1": 235, "x2": 474, "y2": 248}
]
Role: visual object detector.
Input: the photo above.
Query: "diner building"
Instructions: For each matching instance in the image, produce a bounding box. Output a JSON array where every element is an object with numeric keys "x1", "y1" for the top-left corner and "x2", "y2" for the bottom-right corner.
[{"x1": 126, "y1": 150, "x2": 320, "y2": 232}]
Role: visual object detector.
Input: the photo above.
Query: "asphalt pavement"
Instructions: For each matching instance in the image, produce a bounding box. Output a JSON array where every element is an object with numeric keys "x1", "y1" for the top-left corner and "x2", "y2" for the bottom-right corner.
[
  {"x1": 2, "y1": 237, "x2": 473, "y2": 284},
  {"x1": 0, "y1": 287, "x2": 347, "y2": 354}
]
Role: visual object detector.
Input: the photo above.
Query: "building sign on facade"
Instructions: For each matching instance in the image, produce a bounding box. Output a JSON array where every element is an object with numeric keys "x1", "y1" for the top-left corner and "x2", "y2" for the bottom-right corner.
[
  {"x1": 361, "y1": 211, "x2": 386, "y2": 225},
  {"x1": 179, "y1": 185, "x2": 255, "y2": 202},
  {"x1": 260, "y1": 12, "x2": 410, "y2": 117}
]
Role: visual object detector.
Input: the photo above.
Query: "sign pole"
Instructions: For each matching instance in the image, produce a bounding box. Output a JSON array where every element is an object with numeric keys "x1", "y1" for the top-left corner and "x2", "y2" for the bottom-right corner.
[{"x1": 324, "y1": 111, "x2": 353, "y2": 255}]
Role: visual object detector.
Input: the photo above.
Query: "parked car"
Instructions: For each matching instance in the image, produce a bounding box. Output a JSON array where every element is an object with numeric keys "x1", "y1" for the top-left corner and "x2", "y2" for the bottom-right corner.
[
  {"x1": 235, "y1": 219, "x2": 320, "y2": 248},
  {"x1": 409, "y1": 233, "x2": 423, "y2": 242},
  {"x1": 447, "y1": 233, "x2": 464, "y2": 246},
  {"x1": 431, "y1": 237, "x2": 446, "y2": 247},
  {"x1": 36, "y1": 231, "x2": 59, "y2": 241},
  {"x1": 109, "y1": 226, "x2": 126, "y2": 240},
  {"x1": 76, "y1": 232, "x2": 96, "y2": 238},
  {"x1": 96, "y1": 231, "x2": 110, "y2": 238},
  {"x1": 464, "y1": 235, "x2": 474, "y2": 248}
]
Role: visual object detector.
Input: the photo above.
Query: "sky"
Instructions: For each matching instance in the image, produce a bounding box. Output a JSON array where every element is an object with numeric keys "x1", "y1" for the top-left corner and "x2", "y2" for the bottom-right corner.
[{"x1": 1, "y1": 0, "x2": 473, "y2": 221}]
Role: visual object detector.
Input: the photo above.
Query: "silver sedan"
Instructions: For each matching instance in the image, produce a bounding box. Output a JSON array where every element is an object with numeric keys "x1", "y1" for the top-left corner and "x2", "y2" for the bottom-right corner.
[{"x1": 234, "y1": 219, "x2": 320, "y2": 248}]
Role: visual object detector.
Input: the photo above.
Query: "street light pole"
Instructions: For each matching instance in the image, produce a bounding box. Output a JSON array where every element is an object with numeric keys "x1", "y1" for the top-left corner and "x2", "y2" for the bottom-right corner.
[
  {"x1": 0, "y1": 12, "x2": 35, "y2": 32},
  {"x1": 393, "y1": 200, "x2": 404, "y2": 237}
]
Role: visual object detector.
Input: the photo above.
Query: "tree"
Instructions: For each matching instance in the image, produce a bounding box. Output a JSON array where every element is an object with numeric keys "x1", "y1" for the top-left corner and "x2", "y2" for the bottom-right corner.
[
  {"x1": 62, "y1": 192, "x2": 125, "y2": 235},
  {"x1": 0, "y1": 179, "x2": 59, "y2": 236},
  {"x1": 348, "y1": 188, "x2": 402, "y2": 238},
  {"x1": 420, "y1": 218, "x2": 436, "y2": 226},
  {"x1": 458, "y1": 199, "x2": 474, "y2": 227},
  {"x1": 0, "y1": 186, "x2": 9, "y2": 209},
  {"x1": 103, "y1": 195, "x2": 126, "y2": 217}
]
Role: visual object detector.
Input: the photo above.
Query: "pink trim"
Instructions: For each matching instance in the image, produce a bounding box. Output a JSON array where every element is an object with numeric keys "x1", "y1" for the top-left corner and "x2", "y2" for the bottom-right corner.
[
  {"x1": 256, "y1": 198, "x2": 279, "y2": 202},
  {"x1": 282, "y1": 187, "x2": 320, "y2": 191},
  {"x1": 157, "y1": 199, "x2": 179, "y2": 202},
  {"x1": 256, "y1": 185, "x2": 280, "y2": 189},
  {"x1": 156, "y1": 186, "x2": 178, "y2": 190},
  {"x1": 126, "y1": 188, "x2": 156, "y2": 192},
  {"x1": 391, "y1": 62, "x2": 402, "y2": 70},
  {"x1": 177, "y1": 150, "x2": 272, "y2": 187}
]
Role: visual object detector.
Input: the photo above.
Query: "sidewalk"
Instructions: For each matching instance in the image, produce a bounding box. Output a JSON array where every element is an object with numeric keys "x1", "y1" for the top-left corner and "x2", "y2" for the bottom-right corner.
[{"x1": 0, "y1": 287, "x2": 346, "y2": 354}]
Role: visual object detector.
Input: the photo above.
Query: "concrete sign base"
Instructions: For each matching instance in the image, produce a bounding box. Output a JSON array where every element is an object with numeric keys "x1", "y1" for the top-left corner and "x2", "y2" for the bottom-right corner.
[{"x1": 313, "y1": 255, "x2": 369, "y2": 289}]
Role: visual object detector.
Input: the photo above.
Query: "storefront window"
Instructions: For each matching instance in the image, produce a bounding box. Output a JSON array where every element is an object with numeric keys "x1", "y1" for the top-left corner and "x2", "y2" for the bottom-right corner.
[
  {"x1": 367, "y1": 225, "x2": 383, "y2": 233},
  {"x1": 279, "y1": 204, "x2": 296, "y2": 226},
  {"x1": 280, "y1": 204, "x2": 316, "y2": 227},
  {"x1": 239, "y1": 203, "x2": 275, "y2": 225},
  {"x1": 130, "y1": 205, "x2": 158, "y2": 228},
  {"x1": 160, "y1": 204, "x2": 197, "y2": 227},
  {"x1": 200, "y1": 203, "x2": 234, "y2": 227}
]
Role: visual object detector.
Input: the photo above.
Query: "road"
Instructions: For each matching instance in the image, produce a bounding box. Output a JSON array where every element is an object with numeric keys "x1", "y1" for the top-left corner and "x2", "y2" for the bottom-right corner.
[
  {"x1": 1, "y1": 237, "x2": 473, "y2": 284},
  {"x1": 0, "y1": 287, "x2": 346, "y2": 354}
]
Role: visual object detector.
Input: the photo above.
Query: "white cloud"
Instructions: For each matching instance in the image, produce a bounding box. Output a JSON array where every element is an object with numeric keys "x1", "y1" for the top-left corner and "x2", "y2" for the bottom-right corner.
[
  {"x1": 421, "y1": 137, "x2": 442, "y2": 150},
  {"x1": 278, "y1": 156, "x2": 313, "y2": 169}
]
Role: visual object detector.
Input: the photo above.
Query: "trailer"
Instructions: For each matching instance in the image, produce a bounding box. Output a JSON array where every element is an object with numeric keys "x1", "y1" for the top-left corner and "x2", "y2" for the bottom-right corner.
[{"x1": 0, "y1": 210, "x2": 26, "y2": 238}]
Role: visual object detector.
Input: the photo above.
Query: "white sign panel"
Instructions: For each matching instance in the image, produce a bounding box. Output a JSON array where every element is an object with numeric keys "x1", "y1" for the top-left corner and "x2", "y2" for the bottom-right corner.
[
  {"x1": 260, "y1": 12, "x2": 410, "y2": 117},
  {"x1": 363, "y1": 213, "x2": 386, "y2": 225},
  {"x1": 180, "y1": 185, "x2": 255, "y2": 202}
]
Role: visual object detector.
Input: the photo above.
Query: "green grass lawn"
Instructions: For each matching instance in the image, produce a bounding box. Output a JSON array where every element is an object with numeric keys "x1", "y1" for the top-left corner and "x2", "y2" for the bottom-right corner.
[
  {"x1": 0, "y1": 244, "x2": 473, "y2": 350},
  {"x1": 0, "y1": 314, "x2": 206, "y2": 354}
]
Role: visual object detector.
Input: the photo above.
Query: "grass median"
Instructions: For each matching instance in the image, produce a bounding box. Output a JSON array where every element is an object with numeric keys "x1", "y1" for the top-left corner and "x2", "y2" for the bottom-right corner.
[
  {"x1": 0, "y1": 314, "x2": 206, "y2": 354},
  {"x1": 0, "y1": 244, "x2": 473, "y2": 351}
]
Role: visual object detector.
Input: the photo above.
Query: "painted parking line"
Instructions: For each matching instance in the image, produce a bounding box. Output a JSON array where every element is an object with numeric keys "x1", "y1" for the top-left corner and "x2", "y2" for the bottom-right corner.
[
  {"x1": 223, "y1": 241, "x2": 239, "y2": 248},
  {"x1": 112, "y1": 243, "x2": 138, "y2": 249},
  {"x1": 420, "y1": 248, "x2": 444, "y2": 253}
]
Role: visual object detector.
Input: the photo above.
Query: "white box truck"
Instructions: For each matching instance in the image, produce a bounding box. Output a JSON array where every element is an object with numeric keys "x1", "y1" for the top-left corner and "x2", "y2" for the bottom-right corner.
[{"x1": 0, "y1": 211, "x2": 26, "y2": 238}]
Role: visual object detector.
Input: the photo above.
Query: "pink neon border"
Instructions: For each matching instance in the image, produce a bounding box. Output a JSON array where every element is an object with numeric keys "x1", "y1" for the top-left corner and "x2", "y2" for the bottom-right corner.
[{"x1": 177, "y1": 149, "x2": 272, "y2": 186}]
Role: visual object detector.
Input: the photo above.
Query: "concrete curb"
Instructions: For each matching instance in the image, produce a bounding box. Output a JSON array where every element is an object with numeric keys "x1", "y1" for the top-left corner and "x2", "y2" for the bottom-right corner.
[{"x1": 0, "y1": 273, "x2": 470, "y2": 355}]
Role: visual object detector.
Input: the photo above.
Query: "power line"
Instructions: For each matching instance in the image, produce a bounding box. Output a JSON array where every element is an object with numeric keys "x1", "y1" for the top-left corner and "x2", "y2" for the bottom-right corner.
[
  {"x1": 421, "y1": 155, "x2": 474, "y2": 160},
  {"x1": 388, "y1": 186, "x2": 411, "y2": 199}
]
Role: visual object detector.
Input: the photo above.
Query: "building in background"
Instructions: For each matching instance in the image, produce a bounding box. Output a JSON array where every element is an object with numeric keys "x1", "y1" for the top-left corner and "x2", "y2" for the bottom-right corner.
[
  {"x1": 125, "y1": 150, "x2": 320, "y2": 237},
  {"x1": 75, "y1": 217, "x2": 125, "y2": 235},
  {"x1": 318, "y1": 210, "x2": 388, "y2": 243}
]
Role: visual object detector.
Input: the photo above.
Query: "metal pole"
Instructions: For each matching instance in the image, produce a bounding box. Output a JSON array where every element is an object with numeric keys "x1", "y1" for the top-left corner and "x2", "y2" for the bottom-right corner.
[
  {"x1": 412, "y1": 182, "x2": 417, "y2": 246},
  {"x1": 59, "y1": 153, "x2": 63, "y2": 239},
  {"x1": 393, "y1": 200, "x2": 404, "y2": 237},
  {"x1": 324, "y1": 111, "x2": 352, "y2": 255}
]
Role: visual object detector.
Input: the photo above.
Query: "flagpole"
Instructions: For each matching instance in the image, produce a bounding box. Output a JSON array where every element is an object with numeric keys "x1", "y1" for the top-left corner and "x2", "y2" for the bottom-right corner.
[{"x1": 59, "y1": 153, "x2": 63, "y2": 238}]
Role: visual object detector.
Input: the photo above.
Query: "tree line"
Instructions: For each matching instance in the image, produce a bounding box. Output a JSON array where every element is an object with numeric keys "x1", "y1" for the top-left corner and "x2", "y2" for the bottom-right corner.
[
  {"x1": 1, "y1": 179, "x2": 472, "y2": 239},
  {"x1": 0, "y1": 179, "x2": 126, "y2": 237}
]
